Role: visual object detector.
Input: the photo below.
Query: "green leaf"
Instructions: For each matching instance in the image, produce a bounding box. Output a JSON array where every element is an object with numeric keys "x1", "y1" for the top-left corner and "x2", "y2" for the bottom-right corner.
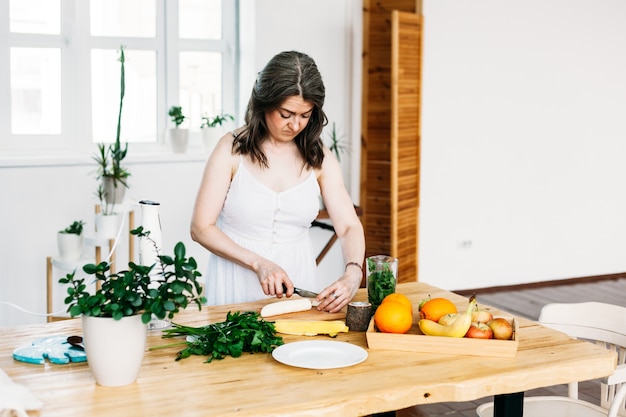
[
  {"x1": 174, "y1": 241, "x2": 185, "y2": 258},
  {"x1": 141, "y1": 311, "x2": 152, "y2": 324},
  {"x1": 69, "y1": 305, "x2": 83, "y2": 317}
]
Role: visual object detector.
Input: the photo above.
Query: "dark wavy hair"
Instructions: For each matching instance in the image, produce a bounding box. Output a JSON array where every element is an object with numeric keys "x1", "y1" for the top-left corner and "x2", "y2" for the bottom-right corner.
[{"x1": 233, "y1": 51, "x2": 327, "y2": 169}]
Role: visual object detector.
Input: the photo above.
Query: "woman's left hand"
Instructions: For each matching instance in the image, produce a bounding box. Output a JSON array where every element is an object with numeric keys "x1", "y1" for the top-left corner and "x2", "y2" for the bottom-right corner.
[{"x1": 316, "y1": 270, "x2": 362, "y2": 313}]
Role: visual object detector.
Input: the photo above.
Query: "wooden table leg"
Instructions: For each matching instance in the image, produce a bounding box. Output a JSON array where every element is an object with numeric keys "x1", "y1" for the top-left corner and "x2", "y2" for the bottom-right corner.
[{"x1": 493, "y1": 392, "x2": 524, "y2": 417}]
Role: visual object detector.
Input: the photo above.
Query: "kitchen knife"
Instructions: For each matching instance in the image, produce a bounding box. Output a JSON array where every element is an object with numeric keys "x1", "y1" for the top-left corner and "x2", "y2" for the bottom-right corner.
[{"x1": 282, "y1": 283, "x2": 319, "y2": 299}]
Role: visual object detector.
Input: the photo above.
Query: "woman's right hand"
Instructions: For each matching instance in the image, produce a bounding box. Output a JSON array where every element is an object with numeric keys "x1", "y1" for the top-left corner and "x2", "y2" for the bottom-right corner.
[{"x1": 254, "y1": 259, "x2": 292, "y2": 298}]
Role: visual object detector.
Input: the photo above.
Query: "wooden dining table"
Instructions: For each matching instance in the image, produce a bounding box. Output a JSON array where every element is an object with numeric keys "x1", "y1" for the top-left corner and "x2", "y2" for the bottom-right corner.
[{"x1": 0, "y1": 282, "x2": 617, "y2": 416}]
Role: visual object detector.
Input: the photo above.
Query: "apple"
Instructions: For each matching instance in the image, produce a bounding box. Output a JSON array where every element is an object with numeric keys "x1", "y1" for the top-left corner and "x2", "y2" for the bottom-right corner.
[
  {"x1": 438, "y1": 313, "x2": 459, "y2": 326},
  {"x1": 487, "y1": 318, "x2": 514, "y2": 340},
  {"x1": 471, "y1": 307, "x2": 493, "y2": 323},
  {"x1": 465, "y1": 322, "x2": 493, "y2": 339},
  {"x1": 418, "y1": 295, "x2": 431, "y2": 311},
  {"x1": 438, "y1": 313, "x2": 458, "y2": 326}
]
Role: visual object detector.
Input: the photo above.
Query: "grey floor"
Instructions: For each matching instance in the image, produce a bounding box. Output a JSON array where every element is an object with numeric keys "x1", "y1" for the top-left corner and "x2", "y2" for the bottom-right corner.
[{"x1": 393, "y1": 277, "x2": 626, "y2": 417}]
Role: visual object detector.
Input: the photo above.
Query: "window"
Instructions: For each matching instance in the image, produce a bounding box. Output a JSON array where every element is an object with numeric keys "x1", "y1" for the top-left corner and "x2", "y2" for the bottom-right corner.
[{"x1": 1, "y1": 0, "x2": 237, "y2": 155}]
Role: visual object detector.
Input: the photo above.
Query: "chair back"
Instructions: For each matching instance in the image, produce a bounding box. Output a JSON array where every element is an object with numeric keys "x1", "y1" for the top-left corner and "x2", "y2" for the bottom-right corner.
[{"x1": 539, "y1": 302, "x2": 626, "y2": 416}]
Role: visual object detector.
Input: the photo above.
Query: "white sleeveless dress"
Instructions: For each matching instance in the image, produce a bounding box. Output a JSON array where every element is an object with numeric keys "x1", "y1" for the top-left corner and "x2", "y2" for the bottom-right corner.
[{"x1": 205, "y1": 158, "x2": 321, "y2": 305}]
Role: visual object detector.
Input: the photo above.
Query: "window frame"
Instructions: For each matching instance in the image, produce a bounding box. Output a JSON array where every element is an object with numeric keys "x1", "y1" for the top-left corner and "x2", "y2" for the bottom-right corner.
[{"x1": 0, "y1": 0, "x2": 238, "y2": 159}]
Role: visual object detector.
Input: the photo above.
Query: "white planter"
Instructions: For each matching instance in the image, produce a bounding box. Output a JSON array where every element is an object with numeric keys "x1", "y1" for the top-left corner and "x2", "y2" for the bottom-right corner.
[
  {"x1": 201, "y1": 127, "x2": 222, "y2": 154},
  {"x1": 82, "y1": 315, "x2": 147, "y2": 387},
  {"x1": 168, "y1": 128, "x2": 189, "y2": 154},
  {"x1": 103, "y1": 176, "x2": 127, "y2": 205},
  {"x1": 95, "y1": 213, "x2": 120, "y2": 239},
  {"x1": 57, "y1": 232, "x2": 83, "y2": 261}
]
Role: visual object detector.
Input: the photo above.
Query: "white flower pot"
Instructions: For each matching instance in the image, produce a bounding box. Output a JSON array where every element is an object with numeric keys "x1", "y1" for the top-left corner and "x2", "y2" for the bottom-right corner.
[
  {"x1": 95, "y1": 213, "x2": 120, "y2": 239},
  {"x1": 57, "y1": 232, "x2": 83, "y2": 261},
  {"x1": 168, "y1": 128, "x2": 189, "y2": 154},
  {"x1": 82, "y1": 315, "x2": 147, "y2": 386},
  {"x1": 201, "y1": 127, "x2": 222, "y2": 154}
]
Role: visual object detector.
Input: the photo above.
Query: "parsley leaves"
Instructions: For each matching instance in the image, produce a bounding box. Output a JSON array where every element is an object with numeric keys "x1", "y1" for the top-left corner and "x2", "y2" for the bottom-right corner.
[{"x1": 161, "y1": 311, "x2": 284, "y2": 362}]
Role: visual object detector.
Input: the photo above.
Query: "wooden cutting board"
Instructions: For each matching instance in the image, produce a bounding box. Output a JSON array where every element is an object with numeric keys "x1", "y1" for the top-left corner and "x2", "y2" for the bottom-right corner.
[{"x1": 263, "y1": 307, "x2": 346, "y2": 321}]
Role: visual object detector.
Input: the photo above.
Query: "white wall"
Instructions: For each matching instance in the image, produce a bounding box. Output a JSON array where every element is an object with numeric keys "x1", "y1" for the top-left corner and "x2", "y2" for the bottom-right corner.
[{"x1": 419, "y1": 0, "x2": 626, "y2": 290}]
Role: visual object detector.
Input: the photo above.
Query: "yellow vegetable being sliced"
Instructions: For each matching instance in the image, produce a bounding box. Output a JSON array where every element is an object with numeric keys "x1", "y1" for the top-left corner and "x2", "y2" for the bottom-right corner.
[{"x1": 273, "y1": 320, "x2": 349, "y2": 337}]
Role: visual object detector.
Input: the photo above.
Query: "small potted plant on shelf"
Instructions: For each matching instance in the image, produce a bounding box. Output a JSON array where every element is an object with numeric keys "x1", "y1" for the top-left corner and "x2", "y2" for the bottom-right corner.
[
  {"x1": 200, "y1": 113, "x2": 234, "y2": 153},
  {"x1": 59, "y1": 227, "x2": 206, "y2": 387},
  {"x1": 167, "y1": 105, "x2": 189, "y2": 153},
  {"x1": 320, "y1": 122, "x2": 349, "y2": 209},
  {"x1": 326, "y1": 122, "x2": 349, "y2": 162},
  {"x1": 93, "y1": 183, "x2": 120, "y2": 238},
  {"x1": 92, "y1": 45, "x2": 130, "y2": 207},
  {"x1": 57, "y1": 220, "x2": 86, "y2": 262}
]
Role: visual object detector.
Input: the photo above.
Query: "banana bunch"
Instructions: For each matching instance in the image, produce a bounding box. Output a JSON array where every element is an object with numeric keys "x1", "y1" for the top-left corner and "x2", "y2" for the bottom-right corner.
[
  {"x1": 418, "y1": 297, "x2": 477, "y2": 338},
  {"x1": 273, "y1": 320, "x2": 349, "y2": 337}
]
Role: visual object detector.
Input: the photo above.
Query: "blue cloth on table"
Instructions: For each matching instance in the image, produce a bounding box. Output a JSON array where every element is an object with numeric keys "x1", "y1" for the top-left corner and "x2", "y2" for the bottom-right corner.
[{"x1": 13, "y1": 336, "x2": 86, "y2": 365}]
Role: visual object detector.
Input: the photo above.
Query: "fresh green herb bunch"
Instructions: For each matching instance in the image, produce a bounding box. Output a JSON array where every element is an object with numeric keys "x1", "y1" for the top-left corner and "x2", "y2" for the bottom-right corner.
[
  {"x1": 60, "y1": 220, "x2": 86, "y2": 235},
  {"x1": 160, "y1": 311, "x2": 284, "y2": 362},
  {"x1": 200, "y1": 113, "x2": 234, "y2": 128},
  {"x1": 168, "y1": 106, "x2": 186, "y2": 127},
  {"x1": 367, "y1": 257, "x2": 397, "y2": 312},
  {"x1": 59, "y1": 227, "x2": 206, "y2": 323}
]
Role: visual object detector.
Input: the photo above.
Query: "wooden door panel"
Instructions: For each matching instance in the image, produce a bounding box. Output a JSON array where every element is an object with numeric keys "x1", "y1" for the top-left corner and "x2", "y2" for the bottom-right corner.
[
  {"x1": 391, "y1": 10, "x2": 422, "y2": 282},
  {"x1": 362, "y1": 1, "x2": 421, "y2": 284}
]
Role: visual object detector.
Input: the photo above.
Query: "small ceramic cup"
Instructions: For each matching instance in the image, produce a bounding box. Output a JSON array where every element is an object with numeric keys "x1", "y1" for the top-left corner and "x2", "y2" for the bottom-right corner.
[{"x1": 346, "y1": 301, "x2": 373, "y2": 332}]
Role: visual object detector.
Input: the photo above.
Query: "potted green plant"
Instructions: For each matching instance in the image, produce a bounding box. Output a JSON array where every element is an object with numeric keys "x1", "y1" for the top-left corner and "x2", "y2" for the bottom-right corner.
[
  {"x1": 57, "y1": 220, "x2": 86, "y2": 262},
  {"x1": 93, "y1": 183, "x2": 120, "y2": 238},
  {"x1": 326, "y1": 122, "x2": 349, "y2": 162},
  {"x1": 59, "y1": 227, "x2": 206, "y2": 386},
  {"x1": 200, "y1": 113, "x2": 234, "y2": 153},
  {"x1": 320, "y1": 122, "x2": 349, "y2": 209},
  {"x1": 92, "y1": 45, "x2": 130, "y2": 208},
  {"x1": 167, "y1": 105, "x2": 189, "y2": 153}
]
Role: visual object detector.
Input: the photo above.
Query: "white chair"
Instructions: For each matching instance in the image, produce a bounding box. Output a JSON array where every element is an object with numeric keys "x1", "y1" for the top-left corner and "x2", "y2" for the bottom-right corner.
[{"x1": 476, "y1": 301, "x2": 626, "y2": 417}]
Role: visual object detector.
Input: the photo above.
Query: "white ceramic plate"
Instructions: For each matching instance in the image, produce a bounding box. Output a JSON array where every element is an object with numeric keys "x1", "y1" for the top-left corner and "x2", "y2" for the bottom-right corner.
[{"x1": 272, "y1": 340, "x2": 368, "y2": 369}]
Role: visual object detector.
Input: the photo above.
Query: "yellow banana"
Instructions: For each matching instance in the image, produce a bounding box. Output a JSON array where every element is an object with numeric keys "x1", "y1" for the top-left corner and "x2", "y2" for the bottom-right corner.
[
  {"x1": 418, "y1": 298, "x2": 477, "y2": 338},
  {"x1": 273, "y1": 320, "x2": 349, "y2": 337}
]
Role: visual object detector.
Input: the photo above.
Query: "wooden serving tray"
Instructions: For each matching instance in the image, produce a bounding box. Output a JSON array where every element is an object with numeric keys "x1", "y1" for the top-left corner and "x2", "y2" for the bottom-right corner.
[{"x1": 366, "y1": 317, "x2": 519, "y2": 358}]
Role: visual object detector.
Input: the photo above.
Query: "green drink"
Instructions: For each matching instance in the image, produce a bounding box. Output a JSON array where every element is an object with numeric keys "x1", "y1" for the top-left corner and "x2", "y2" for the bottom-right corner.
[{"x1": 366, "y1": 255, "x2": 398, "y2": 313}]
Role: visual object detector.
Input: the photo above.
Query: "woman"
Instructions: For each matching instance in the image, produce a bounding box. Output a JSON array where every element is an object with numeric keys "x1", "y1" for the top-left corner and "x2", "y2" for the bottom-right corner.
[{"x1": 191, "y1": 51, "x2": 365, "y2": 313}]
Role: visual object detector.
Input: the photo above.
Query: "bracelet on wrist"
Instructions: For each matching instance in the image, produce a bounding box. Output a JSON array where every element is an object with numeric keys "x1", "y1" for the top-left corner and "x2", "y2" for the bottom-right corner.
[{"x1": 345, "y1": 261, "x2": 363, "y2": 273}]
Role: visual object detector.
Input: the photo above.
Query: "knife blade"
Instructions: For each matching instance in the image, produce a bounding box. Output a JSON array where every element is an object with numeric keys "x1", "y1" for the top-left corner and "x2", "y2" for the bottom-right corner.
[{"x1": 282, "y1": 283, "x2": 318, "y2": 299}]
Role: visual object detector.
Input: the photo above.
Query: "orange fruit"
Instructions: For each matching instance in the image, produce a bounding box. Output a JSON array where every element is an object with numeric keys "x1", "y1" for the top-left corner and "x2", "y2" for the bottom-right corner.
[
  {"x1": 382, "y1": 293, "x2": 413, "y2": 314},
  {"x1": 374, "y1": 300, "x2": 413, "y2": 334},
  {"x1": 419, "y1": 297, "x2": 457, "y2": 322}
]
